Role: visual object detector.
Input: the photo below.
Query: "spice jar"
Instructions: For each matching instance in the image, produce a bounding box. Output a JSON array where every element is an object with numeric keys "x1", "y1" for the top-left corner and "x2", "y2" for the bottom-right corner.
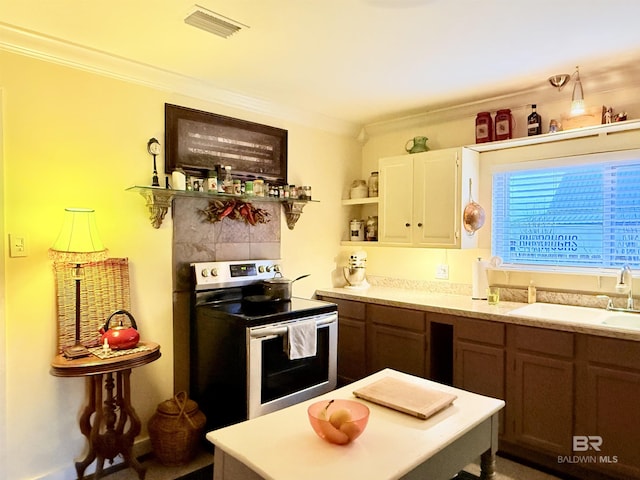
[
  {"x1": 366, "y1": 216, "x2": 378, "y2": 241},
  {"x1": 350, "y1": 180, "x2": 368, "y2": 199},
  {"x1": 475, "y1": 112, "x2": 493, "y2": 143},
  {"x1": 223, "y1": 166, "x2": 234, "y2": 194},
  {"x1": 254, "y1": 179, "x2": 264, "y2": 196},
  {"x1": 206, "y1": 171, "x2": 217, "y2": 193},
  {"x1": 494, "y1": 109, "x2": 514, "y2": 140},
  {"x1": 368, "y1": 172, "x2": 379, "y2": 197},
  {"x1": 350, "y1": 219, "x2": 365, "y2": 241}
]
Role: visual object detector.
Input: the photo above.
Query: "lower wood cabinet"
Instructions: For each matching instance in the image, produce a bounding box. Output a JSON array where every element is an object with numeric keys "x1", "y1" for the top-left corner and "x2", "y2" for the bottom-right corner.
[
  {"x1": 367, "y1": 304, "x2": 426, "y2": 377},
  {"x1": 456, "y1": 341, "x2": 505, "y2": 396},
  {"x1": 453, "y1": 316, "x2": 505, "y2": 434},
  {"x1": 507, "y1": 325, "x2": 575, "y2": 456},
  {"x1": 576, "y1": 335, "x2": 640, "y2": 479},
  {"x1": 454, "y1": 316, "x2": 505, "y2": 400},
  {"x1": 319, "y1": 297, "x2": 366, "y2": 386}
]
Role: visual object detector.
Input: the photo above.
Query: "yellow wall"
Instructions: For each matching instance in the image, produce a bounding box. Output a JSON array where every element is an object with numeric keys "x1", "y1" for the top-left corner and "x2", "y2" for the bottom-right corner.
[
  {"x1": 0, "y1": 50, "x2": 360, "y2": 479},
  {"x1": 1, "y1": 87, "x2": 7, "y2": 476}
]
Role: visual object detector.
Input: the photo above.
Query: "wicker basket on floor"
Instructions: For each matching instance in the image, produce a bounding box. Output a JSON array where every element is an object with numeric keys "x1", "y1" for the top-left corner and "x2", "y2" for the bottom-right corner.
[{"x1": 148, "y1": 391, "x2": 207, "y2": 466}]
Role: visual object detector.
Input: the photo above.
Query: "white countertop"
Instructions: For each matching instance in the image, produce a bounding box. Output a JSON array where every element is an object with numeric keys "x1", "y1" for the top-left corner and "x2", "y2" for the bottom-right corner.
[
  {"x1": 315, "y1": 286, "x2": 640, "y2": 341},
  {"x1": 206, "y1": 369, "x2": 504, "y2": 480}
]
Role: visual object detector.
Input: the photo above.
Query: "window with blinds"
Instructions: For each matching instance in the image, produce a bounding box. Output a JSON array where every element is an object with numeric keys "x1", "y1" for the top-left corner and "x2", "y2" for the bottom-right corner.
[{"x1": 492, "y1": 155, "x2": 640, "y2": 269}]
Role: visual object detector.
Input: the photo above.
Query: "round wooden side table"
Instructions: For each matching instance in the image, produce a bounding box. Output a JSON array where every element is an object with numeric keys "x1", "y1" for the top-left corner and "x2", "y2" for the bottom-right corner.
[{"x1": 51, "y1": 342, "x2": 161, "y2": 480}]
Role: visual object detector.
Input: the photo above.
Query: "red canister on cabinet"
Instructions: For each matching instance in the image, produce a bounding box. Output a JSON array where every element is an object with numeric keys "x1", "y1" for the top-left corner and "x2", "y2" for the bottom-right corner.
[
  {"x1": 475, "y1": 112, "x2": 493, "y2": 143},
  {"x1": 494, "y1": 109, "x2": 513, "y2": 140}
]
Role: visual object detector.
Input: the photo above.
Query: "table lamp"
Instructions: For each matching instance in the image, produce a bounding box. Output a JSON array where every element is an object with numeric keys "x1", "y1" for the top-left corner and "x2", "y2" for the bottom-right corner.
[{"x1": 49, "y1": 208, "x2": 108, "y2": 358}]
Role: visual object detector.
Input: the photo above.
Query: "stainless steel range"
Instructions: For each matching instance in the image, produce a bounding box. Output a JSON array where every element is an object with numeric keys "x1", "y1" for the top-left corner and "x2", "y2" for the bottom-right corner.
[{"x1": 190, "y1": 259, "x2": 337, "y2": 431}]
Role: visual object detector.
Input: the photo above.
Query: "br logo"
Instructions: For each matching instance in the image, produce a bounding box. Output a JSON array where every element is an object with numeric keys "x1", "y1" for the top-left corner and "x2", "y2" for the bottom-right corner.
[{"x1": 573, "y1": 435, "x2": 602, "y2": 452}]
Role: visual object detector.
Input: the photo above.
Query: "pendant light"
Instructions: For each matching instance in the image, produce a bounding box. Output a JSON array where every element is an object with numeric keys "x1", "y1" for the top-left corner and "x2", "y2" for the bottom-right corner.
[
  {"x1": 548, "y1": 65, "x2": 585, "y2": 116},
  {"x1": 570, "y1": 66, "x2": 585, "y2": 115}
]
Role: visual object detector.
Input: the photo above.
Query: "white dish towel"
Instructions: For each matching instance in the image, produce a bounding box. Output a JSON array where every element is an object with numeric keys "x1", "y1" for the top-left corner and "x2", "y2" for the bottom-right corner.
[{"x1": 286, "y1": 319, "x2": 317, "y2": 360}]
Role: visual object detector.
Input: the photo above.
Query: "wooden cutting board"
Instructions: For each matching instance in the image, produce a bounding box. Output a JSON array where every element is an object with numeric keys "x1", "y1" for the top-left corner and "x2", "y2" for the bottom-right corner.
[{"x1": 353, "y1": 376, "x2": 457, "y2": 419}]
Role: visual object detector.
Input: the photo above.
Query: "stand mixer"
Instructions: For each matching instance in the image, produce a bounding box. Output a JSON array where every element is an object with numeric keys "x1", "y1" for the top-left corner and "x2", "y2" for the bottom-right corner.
[{"x1": 343, "y1": 250, "x2": 369, "y2": 289}]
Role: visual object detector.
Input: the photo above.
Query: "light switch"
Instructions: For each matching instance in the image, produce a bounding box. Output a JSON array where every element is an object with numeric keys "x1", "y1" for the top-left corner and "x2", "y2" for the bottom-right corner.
[{"x1": 9, "y1": 234, "x2": 28, "y2": 257}]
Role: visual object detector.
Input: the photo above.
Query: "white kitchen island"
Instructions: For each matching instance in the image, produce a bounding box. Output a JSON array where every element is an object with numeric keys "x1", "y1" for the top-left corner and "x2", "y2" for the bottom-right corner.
[{"x1": 206, "y1": 368, "x2": 505, "y2": 480}]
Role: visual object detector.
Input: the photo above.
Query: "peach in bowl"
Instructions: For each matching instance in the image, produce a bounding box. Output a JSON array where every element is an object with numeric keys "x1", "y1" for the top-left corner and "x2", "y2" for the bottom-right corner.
[{"x1": 307, "y1": 399, "x2": 369, "y2": 445}]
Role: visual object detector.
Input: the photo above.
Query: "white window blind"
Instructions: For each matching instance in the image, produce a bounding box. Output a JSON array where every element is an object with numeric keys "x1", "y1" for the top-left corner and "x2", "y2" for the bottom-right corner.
[{"x1": 492, "y1": 156, "x2": 640, "y2": 269}]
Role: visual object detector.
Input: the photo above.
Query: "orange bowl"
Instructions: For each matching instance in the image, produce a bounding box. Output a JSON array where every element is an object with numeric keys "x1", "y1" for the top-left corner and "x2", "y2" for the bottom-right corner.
[{"x1": 307, "y1": 399, "x2": 369, "y2": 445}]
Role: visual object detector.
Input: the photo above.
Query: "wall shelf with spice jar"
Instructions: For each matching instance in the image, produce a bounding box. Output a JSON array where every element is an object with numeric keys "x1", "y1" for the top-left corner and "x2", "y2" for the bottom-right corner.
[
  {"x1": 127, "y1": 185, "x2": 317, "y2": 230},
  {"x1": 341, "y1": 171, "x2": 380, "y2": 244},
  {"x1": 342, "y1": 171, "x2": 379, "y2": 205},
  {"x1": 341, "y1": 205, "x2": 379, "y2": 245}
]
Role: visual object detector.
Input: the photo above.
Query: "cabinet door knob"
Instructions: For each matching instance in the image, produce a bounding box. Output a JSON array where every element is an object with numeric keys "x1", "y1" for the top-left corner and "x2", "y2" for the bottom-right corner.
[
  {"x1": 417, "y1": 223, "x2": 423, "y2": 227},
  {"x1": 405, "y1": 223, "x2": 411, "y2": 227}
]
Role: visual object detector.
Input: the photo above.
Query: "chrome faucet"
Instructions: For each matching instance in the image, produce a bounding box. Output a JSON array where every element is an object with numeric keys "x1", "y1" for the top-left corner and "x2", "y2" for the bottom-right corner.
[
  {"x1": 615, "y1": 264, "x2": 635, "y2": 310},
  {"x1": 598, "y1": 265, "x2": 639, "y2": 313}
]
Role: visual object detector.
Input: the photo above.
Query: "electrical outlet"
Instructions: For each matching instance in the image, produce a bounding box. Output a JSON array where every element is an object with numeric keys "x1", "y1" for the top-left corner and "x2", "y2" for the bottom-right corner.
[
  {"x1": 9, "y1": 233, "x2": 28, "y2": 257},
  {"x1": 435, "y1": 264, "x2": 449, "y2": 280}
]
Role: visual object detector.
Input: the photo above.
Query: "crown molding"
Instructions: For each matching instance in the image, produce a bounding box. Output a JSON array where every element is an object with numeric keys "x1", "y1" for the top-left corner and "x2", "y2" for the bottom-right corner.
[
  {"x1": 3, "y1": 22, "x2": 639, "y2": 142},
  {"x1": 0, "y1": 22, "x2": 360, "y2": 137}
]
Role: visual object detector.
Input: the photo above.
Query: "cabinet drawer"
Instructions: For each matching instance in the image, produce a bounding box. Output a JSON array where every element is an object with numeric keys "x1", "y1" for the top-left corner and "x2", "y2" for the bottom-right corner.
[
  {"x1": 328, "y1": 298, "x2": 366, "y2": 320},
  {"x1": 456, "y1": 317, "x2": 505, "y2": 346},
  {"x1": 585, "y1": 335, "x2": 640, "y2": 370},
  {"x1": 512, "y1": 325, "x2": 574, "y2": 357},
  {"x1": 367, "y1": 304, "x2": 425, "y2": 332}
]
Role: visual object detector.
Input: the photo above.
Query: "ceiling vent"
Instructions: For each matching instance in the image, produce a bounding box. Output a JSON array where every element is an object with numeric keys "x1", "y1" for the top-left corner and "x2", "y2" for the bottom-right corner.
[{"x1": 184, "y1": 5, "x2": 248, "y2": 38}]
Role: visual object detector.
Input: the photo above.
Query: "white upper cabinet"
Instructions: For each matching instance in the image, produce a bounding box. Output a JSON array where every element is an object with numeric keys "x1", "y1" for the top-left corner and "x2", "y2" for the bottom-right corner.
[
  {"x1": 378, "y1": 155, "x2": 414, "y2": 243},
  {"x1": 379, "y1": 147, "x2": 479, "y2": 249}
]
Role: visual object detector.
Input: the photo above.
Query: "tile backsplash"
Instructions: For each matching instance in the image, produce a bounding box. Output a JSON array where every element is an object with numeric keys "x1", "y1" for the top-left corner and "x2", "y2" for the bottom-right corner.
[
  {"x1": 367, "y1": 274, "x2": 623, "y2": 309},
  {"x1": 172, "y1": 196, "x2": 281, "y2": 292}
]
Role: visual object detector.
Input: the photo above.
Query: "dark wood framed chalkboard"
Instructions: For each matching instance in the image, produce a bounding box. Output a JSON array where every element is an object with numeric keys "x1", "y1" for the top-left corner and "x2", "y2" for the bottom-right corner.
[{"x1": 164, "y1": 104, "x2": 288, "y2": 184}]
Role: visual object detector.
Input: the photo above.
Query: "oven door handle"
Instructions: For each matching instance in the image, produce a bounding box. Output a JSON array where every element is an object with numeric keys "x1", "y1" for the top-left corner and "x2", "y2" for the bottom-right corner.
[{"x1": 249, "y1": 314, "x2": 337, "y2": 339}]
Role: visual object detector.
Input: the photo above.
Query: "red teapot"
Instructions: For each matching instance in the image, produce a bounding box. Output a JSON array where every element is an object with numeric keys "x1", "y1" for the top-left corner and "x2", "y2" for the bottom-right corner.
[{"x1": 100, "y1": 310, "x2": 140, "y2": 350}]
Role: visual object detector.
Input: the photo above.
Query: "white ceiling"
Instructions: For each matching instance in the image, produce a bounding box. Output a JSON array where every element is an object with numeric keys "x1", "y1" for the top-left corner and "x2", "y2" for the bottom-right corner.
[{"x1": 2, "y1": 0, "x2": 640, "y2": 128}]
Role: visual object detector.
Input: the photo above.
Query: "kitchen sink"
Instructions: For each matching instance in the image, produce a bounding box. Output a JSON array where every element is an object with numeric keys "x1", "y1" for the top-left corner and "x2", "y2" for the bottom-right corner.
[
  {"x1": 508, "y1": 302, "x2": 640, "y2": 330},
  {"x1": 601, "y1": 314, "x2": 640, "y2": 330},
  {"x1": 507, "y1": 303, "x2": 609, "y2": 324}
]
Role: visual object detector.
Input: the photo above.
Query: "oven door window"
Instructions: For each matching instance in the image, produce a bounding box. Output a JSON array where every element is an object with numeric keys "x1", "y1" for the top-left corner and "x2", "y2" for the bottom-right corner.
[{"x1": 261, "y1": 327, "x2": 330, "y2": 404}]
